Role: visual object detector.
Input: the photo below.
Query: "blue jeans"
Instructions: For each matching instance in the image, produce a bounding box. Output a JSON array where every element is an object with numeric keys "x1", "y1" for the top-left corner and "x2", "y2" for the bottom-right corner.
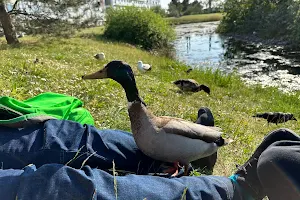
[
  {"x1": 0, "y1": 164, "x2": 235, "y2": 200},
  {"x1": 0, "y1": 119, "x2": 236, "y2": 200}
]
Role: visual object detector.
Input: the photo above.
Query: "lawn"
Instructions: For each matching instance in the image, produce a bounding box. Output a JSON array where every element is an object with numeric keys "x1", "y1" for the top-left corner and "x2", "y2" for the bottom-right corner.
[
  {"x1": 0, "y1": 32, "x2": 299, "y2": 177},
  {"x1": 166, "y1": 13, "x2": 224, "y2": 25}
]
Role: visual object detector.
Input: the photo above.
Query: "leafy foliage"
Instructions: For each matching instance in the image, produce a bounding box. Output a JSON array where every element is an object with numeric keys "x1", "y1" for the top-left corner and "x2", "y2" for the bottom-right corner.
[
  {"x1": 167, "y1": 0, "x2": 222, "y2": 17},
  {"x1": 168, "y1": 0, "x2": 202, "y2": 17},
  {"x1": 104, "y1": 6, "x2": 175, "y2": 50},
  {"x1": 218, "y1": 0, "x2": 300, "y2": 45},
  {"x1": 3, "y1": 0, "x2": 104, "y2": 37},
  {"x1": 150, "y1": 6, "x2": 167, "y2": 17}
]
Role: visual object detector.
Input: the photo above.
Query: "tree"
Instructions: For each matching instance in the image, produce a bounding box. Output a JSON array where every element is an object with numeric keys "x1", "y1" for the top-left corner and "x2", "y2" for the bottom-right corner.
[
  {"x1": 184, "y1": 0, "x2": 203, "y2": 15},
  {"x1": 171, "y1": 0, "x2": 179, "y2": 6},
  {"x1": 0, "y1": 1, "x2": 19, "y2": 44},
  {"x1": 181, "y1": 0, "x2": 189, "y2": 13},
  {"x1": 0, "y1": 0, "x2": 104, "y2": 44},
  {"x1": 168, "y1": 0, "x2": 204, "y2": 16},
  {"x1": 168, "y1": 1, "x2": 183, "y2": 17},
  {"x1": 150, "y1": 5, "x2": 167, "y2": 17},
  {"x1": 208, "y1": 0, "x2": 212, "y2": 13}
]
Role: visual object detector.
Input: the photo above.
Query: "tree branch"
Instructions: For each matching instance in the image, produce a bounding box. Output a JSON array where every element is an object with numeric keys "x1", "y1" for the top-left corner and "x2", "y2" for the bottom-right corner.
[
  {"x1": 9, "y1": 10, "x2": 53, "y2": 22},
  {"x1": 8, "y1": 0, "x2": 21, "y2": 14}
]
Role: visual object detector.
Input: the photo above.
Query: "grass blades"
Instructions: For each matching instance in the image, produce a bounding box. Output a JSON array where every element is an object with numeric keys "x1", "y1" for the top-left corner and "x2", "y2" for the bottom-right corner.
[{"x1": 167, "y1": 13, "x2": 224, "y2": 25}]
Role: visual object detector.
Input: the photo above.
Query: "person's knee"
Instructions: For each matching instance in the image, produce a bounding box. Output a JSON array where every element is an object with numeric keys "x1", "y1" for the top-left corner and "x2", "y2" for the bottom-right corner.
[
  {"x1": 257, "y1": 141, "x2": 300, "y2": 199},
  {"x1": 265, "y1": 128, "x2": 298, "y2": 140},
  {"x1": 257, "y1": 145, "x2": 282, "y2": 172},
  {"x1": 258, "y1": 141, "x2": 300, "y2": 177}
]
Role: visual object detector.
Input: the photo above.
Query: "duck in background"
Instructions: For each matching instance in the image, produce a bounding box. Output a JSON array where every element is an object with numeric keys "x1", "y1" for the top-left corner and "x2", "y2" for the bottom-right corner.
[
  {"x1": 253, "y1": 112, "x2": 297, "y2": 125},
  {"x1": 137, "y1": 60, "x2": 151, "y2": 73},
  {"x1": 173, "y1": 79, "x2": 210, "y2": 95}
]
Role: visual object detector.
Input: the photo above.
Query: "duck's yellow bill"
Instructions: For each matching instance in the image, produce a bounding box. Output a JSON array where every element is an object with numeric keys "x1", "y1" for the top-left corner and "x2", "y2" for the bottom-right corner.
[{"x1": 82, "y1": 67, "x2": 108, "y2": 79}]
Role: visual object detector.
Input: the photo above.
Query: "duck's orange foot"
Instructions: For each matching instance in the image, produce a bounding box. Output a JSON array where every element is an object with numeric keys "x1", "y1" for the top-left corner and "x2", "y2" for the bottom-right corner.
[
  {"x1": 183, "y1": 164, "x2": 190, "y2": 176},
  {"x1": 162, "y1": 162, "x2": 179, "y2": 177}
]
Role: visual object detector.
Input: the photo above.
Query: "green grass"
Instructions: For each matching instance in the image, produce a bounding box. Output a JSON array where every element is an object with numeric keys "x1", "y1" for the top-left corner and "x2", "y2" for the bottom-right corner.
[
  {"x1": 0, "y1": 32, "x2": 299, "y2": 177},
  {"x1": 166, "y1": 13, "x2": 224, "y2": 25}
]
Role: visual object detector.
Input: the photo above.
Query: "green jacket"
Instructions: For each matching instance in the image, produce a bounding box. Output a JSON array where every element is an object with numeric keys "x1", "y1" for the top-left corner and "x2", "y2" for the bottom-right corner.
[{"x1": 0, "y1": 92, "x2": 94, "y2": 128}]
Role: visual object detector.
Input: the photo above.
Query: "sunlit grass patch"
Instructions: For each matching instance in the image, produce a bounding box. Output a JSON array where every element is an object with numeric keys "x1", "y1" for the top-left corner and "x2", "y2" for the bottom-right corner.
[{"x1": 167, "y1": 13, "x2": 224, "y2": 25}]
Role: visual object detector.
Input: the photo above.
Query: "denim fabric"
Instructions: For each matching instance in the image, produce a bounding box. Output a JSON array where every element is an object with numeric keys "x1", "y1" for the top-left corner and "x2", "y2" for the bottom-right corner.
[
  {"x1": 0, "y1": 119, "x2": 236, "y2": 200},
  {"x1": 0, "y1": 119, "x2": 166, "y2": 174},
  {"x1": 0, "y1": 164, "x2": 235, "y2": 200}
]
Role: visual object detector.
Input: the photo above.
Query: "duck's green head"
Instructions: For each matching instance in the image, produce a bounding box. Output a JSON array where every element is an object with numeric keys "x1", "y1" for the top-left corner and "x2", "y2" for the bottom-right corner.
[
  {"x1": 82, "y1": 60, "x2": 146, "y2": 105},
  {"x1": 82, "y1": 60, "x2": 135, "y2": 83}
]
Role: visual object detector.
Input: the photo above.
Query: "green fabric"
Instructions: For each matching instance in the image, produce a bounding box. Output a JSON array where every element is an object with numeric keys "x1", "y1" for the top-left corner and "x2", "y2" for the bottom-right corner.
[{"x1": 0, "y1": 92, "x2": 94, "y2": 126}]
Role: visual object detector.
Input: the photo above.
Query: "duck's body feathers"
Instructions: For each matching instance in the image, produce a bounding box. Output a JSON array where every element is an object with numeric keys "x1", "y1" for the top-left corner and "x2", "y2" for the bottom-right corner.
[
  {"x1": 173, "y1": 79, "x2": 211, "y2": 94},
  {"x1": 154, "y1": 116, "x2": 222, "y2": 142},
  {"x1": 139, "y1": 129, "x2": 219, "y2": 164},
  {"x1": 173, "y1": 79, "x2": 199, "y2": 91},
  {"x1": 94, "y1": 53, "x2": 105, "y2": 60},
  {"x1": 128, "y1": 102, "x2": 228, "y2": 165},
  {"x1": 253, "y1": 112, "x2": 297, "y2": 124},
  {"x1": 137, "y1": 61, "x2": 151, "y2": 73}
]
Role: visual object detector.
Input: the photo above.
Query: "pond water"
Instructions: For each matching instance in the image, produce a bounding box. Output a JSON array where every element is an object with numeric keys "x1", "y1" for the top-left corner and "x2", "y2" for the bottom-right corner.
[{"x1": 174, "y1": 21, "x2": 300, "y2": 93}]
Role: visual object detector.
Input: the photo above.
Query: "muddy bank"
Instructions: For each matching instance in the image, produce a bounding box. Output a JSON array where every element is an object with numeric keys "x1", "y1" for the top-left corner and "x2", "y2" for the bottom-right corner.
[{"x1": 174, "y1": 21, "x2": 300, "y2": 93}]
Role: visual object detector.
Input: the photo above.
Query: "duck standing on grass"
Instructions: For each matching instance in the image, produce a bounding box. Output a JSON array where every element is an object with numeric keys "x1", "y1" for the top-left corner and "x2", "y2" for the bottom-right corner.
[
  {"x1": 82, "y1": 60, "x2": 232, "y2": 176},
  {"x1": 253, "y1": 112, "x2": 297, "y2": 125},
  {"x1": 173, "y1": 79, "x2": 211, "y2": 95},
  {"x1": 137, "y1": 61, "x2": 151, "y2": 73}
]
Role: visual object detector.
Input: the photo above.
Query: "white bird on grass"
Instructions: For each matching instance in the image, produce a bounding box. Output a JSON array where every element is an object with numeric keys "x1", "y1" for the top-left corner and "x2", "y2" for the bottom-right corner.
[
  {"x1": 137, "y1": 61, "x2": 151, "y2": 73},
  {"x1": 94, "y1": 53, "x2": 105, "y2": 60}
]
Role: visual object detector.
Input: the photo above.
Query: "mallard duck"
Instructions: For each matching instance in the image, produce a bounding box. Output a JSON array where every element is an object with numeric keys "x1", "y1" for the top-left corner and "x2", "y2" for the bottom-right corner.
[
  {"x1": 82, "y1": 61, "x2": 232, "y2": 175},
  {"x1": 137, "y1": 61, "x2": 151, "y2": 73},
  {"x1": 94, "y1": 53, "x2": 105, "y2": 60},
  {"x1": 173, "y1": 79, "x2": 210, "y2": 95},
  {"x1": 253, "y1": 112, "x2": 297, "y2": 125}
]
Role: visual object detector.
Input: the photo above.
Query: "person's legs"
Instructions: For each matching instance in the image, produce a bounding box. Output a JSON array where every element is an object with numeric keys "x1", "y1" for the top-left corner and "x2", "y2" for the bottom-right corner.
[
  {"x1": 234, "y1": 128, "x2": 300, "y2": 200},
  {"x1": 0, "y1": 163, "x2": 235, "y2": 200},
  {"x1": 0, "y1": 119, "x2": 168, "y2": 174},
  {"x1": 0, "y1": 107, "x2": 219, "y2": 175},
  {"x1": 257, "y1": 140, "x2": 300, "y2": 200}
]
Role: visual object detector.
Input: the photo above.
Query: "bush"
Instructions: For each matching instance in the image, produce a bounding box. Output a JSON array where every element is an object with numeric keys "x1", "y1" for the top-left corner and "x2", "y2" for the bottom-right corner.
[
  {"x1": 218, "y1": 0, "x2": 300, "y2": 45},
  {"x1": 104, "y1": 6, "x2": 175, "y2": 50}
]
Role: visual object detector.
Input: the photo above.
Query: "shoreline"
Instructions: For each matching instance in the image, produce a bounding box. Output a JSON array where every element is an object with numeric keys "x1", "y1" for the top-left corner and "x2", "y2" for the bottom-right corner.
[{"x1": 166, "y1": 13, "x2": 223, "y2": 25}]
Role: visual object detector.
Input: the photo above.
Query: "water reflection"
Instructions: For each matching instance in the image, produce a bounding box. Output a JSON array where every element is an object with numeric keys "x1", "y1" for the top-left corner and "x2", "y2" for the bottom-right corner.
[
  {"x1": 185, "y1": 35, "x2": 191, "y2": 53},
  {"x1": 174, "y1": 21, "x2": 300, "y2": 93}
]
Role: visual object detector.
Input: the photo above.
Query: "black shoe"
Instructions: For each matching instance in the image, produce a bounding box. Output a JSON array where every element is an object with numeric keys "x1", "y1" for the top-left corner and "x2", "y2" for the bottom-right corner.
[
  {"x1": 234, "y1": 151, "x2": 266, "y2": 199},
  {"x1": 191, "y1": 107, "x2": 217, "y2": 174}
]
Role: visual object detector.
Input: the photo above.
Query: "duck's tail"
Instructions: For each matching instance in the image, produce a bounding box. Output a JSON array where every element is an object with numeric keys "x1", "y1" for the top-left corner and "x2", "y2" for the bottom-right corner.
[{"x1": 253, "y1": 113, "x2": 269, "y2": 119}]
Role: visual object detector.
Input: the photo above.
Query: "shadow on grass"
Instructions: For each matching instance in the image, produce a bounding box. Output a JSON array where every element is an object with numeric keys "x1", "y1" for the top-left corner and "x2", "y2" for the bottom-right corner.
[
  {"x1": 78, "y1": 33, "x2": 105, "y2": 40},
  {"x1": 169, "y1": 89, "x2": 196, "y2": 96},
  {"x1": 0, "y1": 41, "x2": 41, "y2": 50},
  {"x1": 77, "y1": 32, "x2": 176, "y2": 58},
  {"x1": 0, "y1": 37, "x2": 59, "y2": 50}
]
